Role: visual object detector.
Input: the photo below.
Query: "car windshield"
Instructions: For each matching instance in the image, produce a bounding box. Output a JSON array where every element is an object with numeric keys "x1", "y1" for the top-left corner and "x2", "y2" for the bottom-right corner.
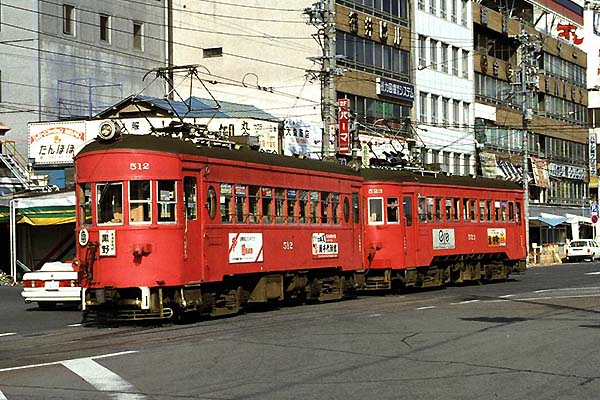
[{"x1": 570, "y1": 241, "x2": 589, "y2": 247}]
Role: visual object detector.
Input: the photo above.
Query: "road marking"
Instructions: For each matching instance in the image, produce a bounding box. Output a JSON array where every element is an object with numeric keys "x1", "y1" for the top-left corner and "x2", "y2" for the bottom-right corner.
[
  {"x1": 0, "y1": 388, "x2": 7, "y2": 399},
  {"x1": 368, "y1": 313, "x2": 382, "y2": 317},
  {"x1": 535, "y1": 286, "x2": 600, "y2": 293},
  {"x1": 68, "y1": 323, "x2": 82, "y2": 327},
  {"x1": 0, "y1": 333, "x2": 16, "y2": 338},
  {"x1": 584, "y1": 272, "x2": 600, "y2": 275},
  {"x1": 416, "y1": 306, "x2": 436, "y2": 310},
  {"x1": 62, "y1": 358, "x2": 146, "y2": 400},
  {"x1": 499, "y1": 294, "x2": 515, "y2": 298},
  {"x1": 0, "y1": 351, "x2": 137, "y2": 373},
  {"x1": 450, "y1": 300, "x2": 480, "y2": 305},
  {"x1": 517, "y1": 294, "x2": 600, "y2": 301}
]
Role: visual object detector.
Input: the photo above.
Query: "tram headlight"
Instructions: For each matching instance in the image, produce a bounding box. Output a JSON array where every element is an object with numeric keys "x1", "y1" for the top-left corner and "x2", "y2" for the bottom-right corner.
[{"x1": 98, "y1": 120, "x2": 121, "y2": 141}]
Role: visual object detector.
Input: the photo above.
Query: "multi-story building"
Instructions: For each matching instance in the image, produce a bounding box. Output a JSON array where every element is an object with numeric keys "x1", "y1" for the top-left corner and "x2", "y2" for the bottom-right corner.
[
  {"x1": 171, "y1": 0, "x2": 415, "y2": 163},
  {"x1": 0, "y1": 0, "x2": 166, "y2": 189},
  {"x1": 472, "y1": 0, "x2": 589, "y2": 245},
  {"x1": 414, "y1": 0, "x2": 476, "y2": 175}
]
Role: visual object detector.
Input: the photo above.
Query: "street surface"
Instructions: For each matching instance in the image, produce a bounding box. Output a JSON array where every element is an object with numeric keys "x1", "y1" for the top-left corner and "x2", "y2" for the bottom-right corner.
[{"x1": 1, "y1": 262, "x2": 599, "y2": 399}]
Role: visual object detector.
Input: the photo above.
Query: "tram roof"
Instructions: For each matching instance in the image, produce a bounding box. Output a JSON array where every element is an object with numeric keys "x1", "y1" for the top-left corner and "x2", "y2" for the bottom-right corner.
[
  {"x1": 77, "y1": 134, "x2": 361, "y2": 177},
  {"x1": 361, "y1": 168, "x2": 523, "y2": 191}
]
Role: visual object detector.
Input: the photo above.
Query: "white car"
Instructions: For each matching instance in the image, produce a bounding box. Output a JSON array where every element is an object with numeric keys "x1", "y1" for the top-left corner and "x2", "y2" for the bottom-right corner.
[
  {"x1": 21, "y1": 262, "x2": 81, "y2": 309},
  {"x1": 565, "y1": 239, "x2": 600, "y2": 263}
]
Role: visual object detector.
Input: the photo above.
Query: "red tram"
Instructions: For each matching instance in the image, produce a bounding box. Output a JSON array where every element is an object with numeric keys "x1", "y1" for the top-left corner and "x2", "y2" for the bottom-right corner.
[
  {"x1": 360, "y1": 169, "x2": 526, "y2": 290},
  {"x1": 75, "y1": 134, "x2": 363, "y2": 320},
  {"x1": 74, "y1": 134, "x2": 526, "y2": 321}
]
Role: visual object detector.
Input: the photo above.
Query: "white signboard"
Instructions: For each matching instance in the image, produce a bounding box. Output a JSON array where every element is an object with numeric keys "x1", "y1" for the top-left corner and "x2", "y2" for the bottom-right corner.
[
  {"x1": 433, "y1": 229, "x2": 456, "y2": 250},
  {"x1": 28, "y1": 121, "x2": 86, "y2": 164},
  {"x1": 228, "y1": 233, "x2": 263, "y2": 263},
  {"x1": 312, "y1": 233, "x2": 339, "y2": 258},
  {"x1": 99, "y1": 230, "x2": 116, "y2": 256}
]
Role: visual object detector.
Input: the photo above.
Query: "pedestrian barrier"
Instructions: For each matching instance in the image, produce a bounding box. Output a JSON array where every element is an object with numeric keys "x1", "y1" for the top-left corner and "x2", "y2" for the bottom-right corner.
[{"x1": 529, "y1": 243, "x2": 563, "y2": 267}]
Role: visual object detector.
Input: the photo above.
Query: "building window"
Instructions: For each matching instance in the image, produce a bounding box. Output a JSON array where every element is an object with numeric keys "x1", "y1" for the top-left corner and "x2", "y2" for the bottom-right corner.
[
  {"x1": 418, "y1": 0, "x2": 425, "y2": 11},
  {"x1": 451, "y1": 0, "x2": 457, "y2": 22},
  {"x1": 431, "y1": 95, "x2": 439, "y2": 124},
  {"x1": 63, "y1": 4, "x2": 75, "y2": 36},
  {"x1": 429, "y1": 0, "x2": 437, "y2": 15},
  {"x1": 463, "y1": 102, "x2": 470, "y2": 127},
  {"x1": 430, "y1": 39, "x2": 438, "y2": 69},
  {"x1": 442, "y1": 97, "x2": 449, "y2": 127},
  {"x1": 419, "y1": 35, "x2": 427, "y2": 68},
  {"x1": 99, "y1": 14, "x2": 110, "y2": 43},
  {"x1": 462, "y1": 50, "x2": 469, "y2": 78},
  {"x1": 441, "y1": 43, "x2": 448, "y2": 73},
  {"x1": 420, "y1": 92, "x2": 428, "y2": 122},
  {"x1": 464, "y1": 154, "x2": 471, "y2": 175},
  {"x1": 203, "y1": 47, "x2": 223, "y2": 58},
  {"x1": 453, "y1": 100, "x2": 460, "y2": 127},
  {"x1": 452, "y1": 47, "x2": 459, "y2": 76},
  {"x1": 133, "y1": 21, "x2": 144, "y2": 50},
  {"x1": 461, "y1": 0, "x2": 468, "y2": 26},
  {"x1": 440, "y1": 0, "x2": 447, "y2": 18},
  {"x1": 453, "y1": 153, "x2": 461, "y2": 175}
]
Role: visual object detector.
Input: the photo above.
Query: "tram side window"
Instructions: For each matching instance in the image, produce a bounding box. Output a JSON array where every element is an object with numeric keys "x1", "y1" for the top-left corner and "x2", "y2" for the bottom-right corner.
[
  {"x1": 445, "y1": 198, "x2": 452, "y2": 222},
  {"x1": 479, "y1": 200, "x2": 486, "y2": 222},
  {"x1": 426, "y1": 197, "x2": 434, "y2": 222},
  {"x1": 368, "y1": 197, "x2": 384, "y2": 224},
  {"x1": 403, "y1": 196, "x2": 413, "y2": 226},
  {"x1": 220, "y1": 183, "x2": 233, "y2": 223},
  {"x1": 184, "y1": 177, "x2": 197, "y2": 220},
  {"x1": 516, "y1": 201, "x2": 522, "y2": 223},
  {"x1": 288, "y1": 190, "x2": 298, "y2": 223},
  {"x1": 470, "y1": 199, "x2": 477, "y2": 221},
  {"x1": 129, "y1": 180, "x2": 151, "y2": 224},
  {"x1": 463, "y1": 198, "x2": 469, "y2": 222},
  {"x1": 453, "y1": 197, "x2": 460, "y2": 221},
  {"x1": 435, "y1": 197, "x2": 442, "y2": 221},
  {"x1": 331, "y1": 193, "x2": 340, "y2": 225},
  {"x1": 418, "y1": 197, "x2": 427, "y2": 222},
  {"x1": 261, "y1": 187, "x2": 273, "y2": 224},
  {"x1": 494, "y1": 200, "x2": 501, "y2": 221},
  {"x1": 298, "y1": 190, "x2": 308, "y2": 224},
  {"x1": 387, "y1": 197, "x2": 399, "y2": 223},
  {"x1": 501, "y1": 201, "x2": 507, "y2": 221},
  {"x1": 235, "y1": 185, "x2": 247, "y2": 223},
  {"x1": 78, "y1": 183, "x2": 92, "y2": 225},
  {"x1": 486, "y1": 200, "x2": 492, "y2": 222},
  {"x1": 310, "y1": 192, "x2": 319, "y2": 224},
  {"x1": 321, "y1": 192, "x2": 330, "y2": 224},
  {"x1": 248, "y1": 186, "x2": 260, "y2": 223},
  {"x1": 508, "y1": 201, "x2": 515, "y2": 222},
  {"x1": 157, "y1": 180, "x2": 176, "y2": 223},
  {"x1": 97, "y1": 182, "x2": 123, "y2": 224},
  {"x1": 275, "y1": 188, "x2": 286, "y2": 223}
]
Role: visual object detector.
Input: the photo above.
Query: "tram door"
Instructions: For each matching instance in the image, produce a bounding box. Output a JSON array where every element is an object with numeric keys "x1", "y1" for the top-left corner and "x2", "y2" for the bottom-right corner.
[
  {"x1": 183, "y1": 174, "x2": 203, "y2": 280},
  {"x1": 402, "y1": 194, "x2": 418, "y2": 267}
]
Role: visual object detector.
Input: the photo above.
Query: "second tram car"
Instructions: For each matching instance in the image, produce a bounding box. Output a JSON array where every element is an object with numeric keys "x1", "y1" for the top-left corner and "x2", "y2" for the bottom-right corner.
[
  {"x1": 360, "y1": 169, "x2": 527, "y2": 290},
  {"x1": 74, "y1": 133, "x2": 527, "y2": 321}
]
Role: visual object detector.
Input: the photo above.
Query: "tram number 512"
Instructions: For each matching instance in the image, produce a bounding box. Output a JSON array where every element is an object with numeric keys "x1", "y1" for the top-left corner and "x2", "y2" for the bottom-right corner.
[
  {"x1": 283, "y1": 241, "x2": 294, "y2": 250},
  {"x1": 130, "y1": 162, "x2": 150, "y2": 171}
]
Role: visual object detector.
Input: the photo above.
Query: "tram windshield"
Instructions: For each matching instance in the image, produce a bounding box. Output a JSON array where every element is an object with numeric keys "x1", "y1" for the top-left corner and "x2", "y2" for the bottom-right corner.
[{"x1": 97, "y1": 182, "x2": 123, "y2": 224}]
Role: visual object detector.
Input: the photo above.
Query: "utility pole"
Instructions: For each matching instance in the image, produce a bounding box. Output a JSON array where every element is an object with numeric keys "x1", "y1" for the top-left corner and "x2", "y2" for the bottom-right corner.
[
  {"x1": 304, "y1": 0, "x2": 343, "y2": 159},
  {"x1": 166, "y1": 0, "x2": 174, "y2": 100},
  {"x1": 513, "y1": 28, "x2": 541, "y2": 267}
]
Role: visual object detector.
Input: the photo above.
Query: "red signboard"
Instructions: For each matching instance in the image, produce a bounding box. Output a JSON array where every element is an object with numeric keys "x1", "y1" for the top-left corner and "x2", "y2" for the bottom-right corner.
[{"x1": 338, "y1": 99, "x2": 350, "y2": 154}]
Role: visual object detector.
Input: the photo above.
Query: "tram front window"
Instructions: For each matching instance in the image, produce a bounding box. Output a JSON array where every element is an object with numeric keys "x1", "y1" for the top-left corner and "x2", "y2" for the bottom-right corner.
[
  {"x1": 78, "y1": 183, "x2": 92, "y2": 225},
  {"x1": 97, "y1": 182, "x2": 123, "y2": 224}
]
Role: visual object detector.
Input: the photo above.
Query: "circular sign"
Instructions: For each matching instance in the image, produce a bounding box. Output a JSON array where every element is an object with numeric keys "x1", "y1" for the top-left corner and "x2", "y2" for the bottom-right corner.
[
  {"x1": 592, "y1": 215, "x2": 598, "y2": 224},
  {"x1": 78, "y1": 228, "x2": 89, "y2": 246}
]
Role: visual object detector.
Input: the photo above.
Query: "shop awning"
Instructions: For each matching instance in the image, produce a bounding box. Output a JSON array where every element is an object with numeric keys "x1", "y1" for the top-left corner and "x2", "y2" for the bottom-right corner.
[
  {"x1": 0, "y1": 191, "x2": 75, "y2": 225},
  {"x1": 529, "y1": 215, "x2": 568, "y2": 227}
]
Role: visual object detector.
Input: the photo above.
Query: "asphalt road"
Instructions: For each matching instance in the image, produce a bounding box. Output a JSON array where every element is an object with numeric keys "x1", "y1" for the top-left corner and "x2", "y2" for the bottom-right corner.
[{"x1": 1, "y1": 262, "x2": 599, "y2": 400}]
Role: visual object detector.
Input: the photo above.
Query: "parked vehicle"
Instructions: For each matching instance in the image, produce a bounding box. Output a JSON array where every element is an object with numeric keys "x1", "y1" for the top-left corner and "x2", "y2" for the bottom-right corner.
[
  {"x1": 21, "y1": 261, "x2": 81, "y2": 309},
  {"x1": 565, "y1": 239, "x2": 600, "y2": 262}
]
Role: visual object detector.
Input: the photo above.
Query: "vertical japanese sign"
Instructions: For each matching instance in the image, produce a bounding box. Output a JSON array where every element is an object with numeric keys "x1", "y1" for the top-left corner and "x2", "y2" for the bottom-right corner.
[
  {"x1": 337, "y1": 98, "x2": 350, "y2": 155},
  {"x1": 590, "y1": 132, "x2": 597, "y2": 189}
]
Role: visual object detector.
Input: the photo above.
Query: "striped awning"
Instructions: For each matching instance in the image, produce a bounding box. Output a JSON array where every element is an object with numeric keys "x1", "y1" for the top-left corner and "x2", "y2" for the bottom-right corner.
[{"x1": 0, "y1": 191, "x2": 75, "y2": 225}]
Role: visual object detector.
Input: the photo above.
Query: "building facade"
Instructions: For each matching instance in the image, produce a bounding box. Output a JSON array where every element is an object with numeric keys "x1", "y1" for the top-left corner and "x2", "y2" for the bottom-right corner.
[{"x1": 0, "y1": 0, "x2": 166, "y2": 183}]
